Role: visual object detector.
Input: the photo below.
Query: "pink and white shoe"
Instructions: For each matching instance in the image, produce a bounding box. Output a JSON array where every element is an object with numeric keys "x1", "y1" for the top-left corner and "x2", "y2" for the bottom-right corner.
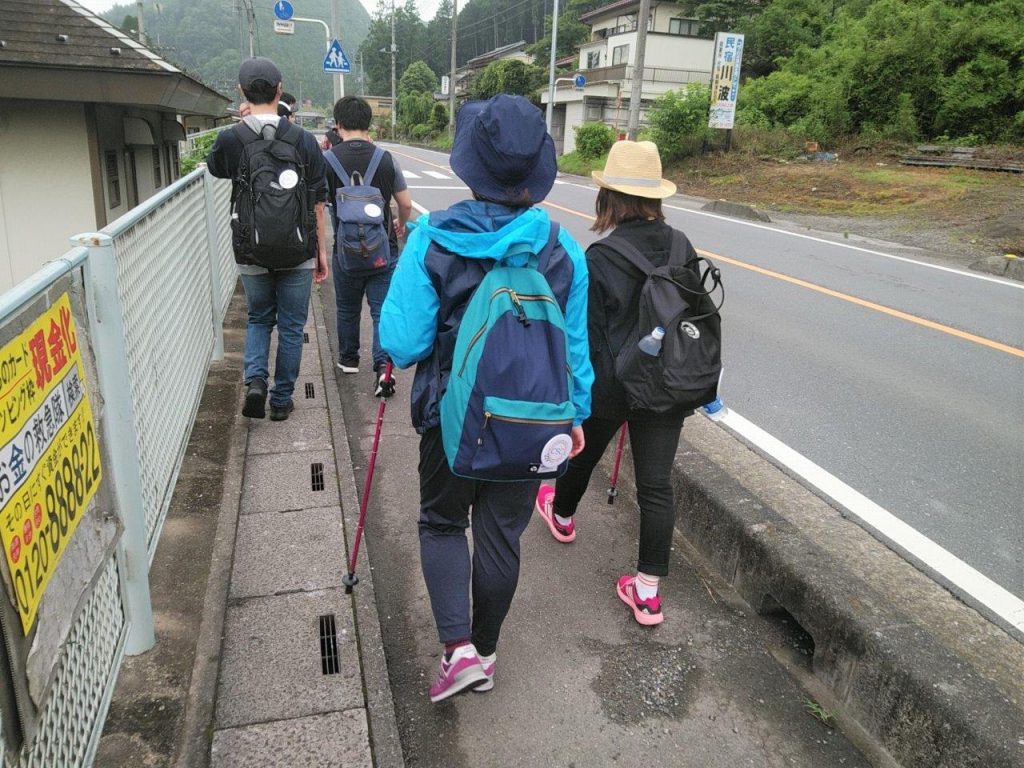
[
  {"x1": 535, "y1": 485, "x2": 575, "y2": 543},
  {"x1": 429, "y1": 644, "x2": 488, "y2": 703},
  {"x1": 474, "y1": 652, "x2": 496, "y2": 692},
  {"x1": 616, "y1": 575, "x2": 664, "y2": 626}
]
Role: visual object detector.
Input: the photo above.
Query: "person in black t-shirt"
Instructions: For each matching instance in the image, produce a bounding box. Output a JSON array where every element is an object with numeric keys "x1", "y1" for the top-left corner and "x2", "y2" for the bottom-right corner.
[{"x1": 324, "y1": 96, "x2": 412, "y2": 394}]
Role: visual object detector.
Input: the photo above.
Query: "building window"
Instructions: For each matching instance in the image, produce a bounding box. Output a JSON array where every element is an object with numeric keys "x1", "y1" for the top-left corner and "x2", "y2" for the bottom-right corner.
[
  {"x1": 166, "y1": 144, "x2": 180, "y2": 181},
  {"x1": 152, "y1": 147, "x2": 162, "y2": 188},
  {"x1": 587, "y1": 50, "x2": 601, "y2": 69},
  {"x1": 612, "y1": 44, "x2": 629, "y2": 66},
  {"x1": 104, "y1": 151, "x2": 121, "y2": 208},
  {"x1": 669, "y1": 17, "x2": 701, "y2": 36}
]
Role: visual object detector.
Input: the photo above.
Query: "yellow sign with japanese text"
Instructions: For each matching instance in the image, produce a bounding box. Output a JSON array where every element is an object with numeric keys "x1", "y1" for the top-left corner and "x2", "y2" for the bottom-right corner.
[{"x1": 0, "y1": 293, "x2": 102, "y2": 634}]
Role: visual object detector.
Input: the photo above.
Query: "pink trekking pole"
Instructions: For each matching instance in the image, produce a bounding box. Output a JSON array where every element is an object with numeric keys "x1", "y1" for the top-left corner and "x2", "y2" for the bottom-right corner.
[
  {"x1": 606, "y1": 424, "x2": 628, "y2": 504},
  {"x1": 343, "y1": 361, "x2": 394, "y2": 593}
]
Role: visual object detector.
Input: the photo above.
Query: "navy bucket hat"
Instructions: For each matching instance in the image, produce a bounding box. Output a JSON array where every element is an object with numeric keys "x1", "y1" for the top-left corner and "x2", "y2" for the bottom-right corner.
[{"x1": 450, "y1": 94, "x2": 557, "y2": 205}]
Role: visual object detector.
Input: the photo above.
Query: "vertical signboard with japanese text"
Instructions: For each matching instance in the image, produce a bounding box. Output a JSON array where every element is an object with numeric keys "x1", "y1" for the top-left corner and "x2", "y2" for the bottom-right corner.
[
  {"x1": 0, "y1": 294, "x2": 102, "y2": 634},
  {"x1": 708, "y1": 32, "x2": 745, "y2": 130}
]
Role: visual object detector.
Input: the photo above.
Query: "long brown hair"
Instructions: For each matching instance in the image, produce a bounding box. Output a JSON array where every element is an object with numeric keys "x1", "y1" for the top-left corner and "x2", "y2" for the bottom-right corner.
[{"x1": 592, "y1": 188, "x2": 664, "y2": 233}]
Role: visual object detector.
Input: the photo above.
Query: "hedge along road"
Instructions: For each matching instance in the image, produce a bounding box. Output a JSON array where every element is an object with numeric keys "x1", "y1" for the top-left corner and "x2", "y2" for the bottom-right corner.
[{"x1": 386, "y1": 142, "x2": 1024, "y2": 630}]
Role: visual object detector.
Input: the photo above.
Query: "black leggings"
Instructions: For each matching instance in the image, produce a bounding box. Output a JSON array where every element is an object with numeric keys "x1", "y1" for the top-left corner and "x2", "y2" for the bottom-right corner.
[{"x1": 552, "y1": 415, "x2": 683, "y2": 577}]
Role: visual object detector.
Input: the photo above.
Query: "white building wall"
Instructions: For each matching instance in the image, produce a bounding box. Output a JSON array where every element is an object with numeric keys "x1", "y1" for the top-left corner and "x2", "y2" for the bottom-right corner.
[
  {"x1": 644, "y1": 35, "x2": 714, "y2": 70},
  {"x1": 562, "y1": 101, "x2": 587, "y2": 155},
  {"x1": 0, "y1": 102, "x2": 97, "y2": 292}
]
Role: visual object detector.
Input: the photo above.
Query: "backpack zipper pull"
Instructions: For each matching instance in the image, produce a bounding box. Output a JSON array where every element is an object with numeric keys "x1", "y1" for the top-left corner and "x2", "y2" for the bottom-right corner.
[
  {"x1": 509, "y1": 290, "x2": 530, "y2": 326},
  {"x1": 479, "y1": 412, "x2": 492, "y2": 444}
]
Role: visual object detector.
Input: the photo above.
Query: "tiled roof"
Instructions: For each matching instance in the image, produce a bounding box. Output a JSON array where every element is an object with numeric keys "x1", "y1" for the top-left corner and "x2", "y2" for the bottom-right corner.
[{"x1": 0, "y1": 0, "x2": 178, "y2": 74}]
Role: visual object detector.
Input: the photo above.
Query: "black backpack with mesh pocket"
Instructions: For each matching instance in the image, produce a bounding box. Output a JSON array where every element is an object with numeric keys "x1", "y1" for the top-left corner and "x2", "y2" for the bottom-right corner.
[{"x1": 601, "y1": 230, "x2": 724, "y2": 413}]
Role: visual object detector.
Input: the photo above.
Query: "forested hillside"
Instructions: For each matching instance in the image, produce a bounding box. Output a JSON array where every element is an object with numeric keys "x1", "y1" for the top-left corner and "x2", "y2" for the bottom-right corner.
[{"x1": 104, "y1": 0, "x2": 370, "y2": 108}]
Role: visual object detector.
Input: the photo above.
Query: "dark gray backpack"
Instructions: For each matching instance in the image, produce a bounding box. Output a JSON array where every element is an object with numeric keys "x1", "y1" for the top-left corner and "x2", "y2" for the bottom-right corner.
[{"x1": 601, "y1": 231, "x2": 724, "y2": 412}]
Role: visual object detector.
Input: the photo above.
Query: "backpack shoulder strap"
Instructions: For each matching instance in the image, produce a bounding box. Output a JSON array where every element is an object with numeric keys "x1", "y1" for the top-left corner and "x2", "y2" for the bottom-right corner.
[
  {"x1": 536, "y1": 222, "x2": 561, "y2": 274},
  {"x1": 233, "y1": 122, "x2": 261, "y2": 146},
  {"x1": 274, "y1": 117, "x2": 302, "y2": 147},
  {"x1": 597, "y1": 233, "x2": 655, "y2": 276},
  {"x1": 323, "y1": 149, "x2": 351, "y2": 186},
  {"x1": 362, "y1": 146, "x2": 386, "y2": 188}
]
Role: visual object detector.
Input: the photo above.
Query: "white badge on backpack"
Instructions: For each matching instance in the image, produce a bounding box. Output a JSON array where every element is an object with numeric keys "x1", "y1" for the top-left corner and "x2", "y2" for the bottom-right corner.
[
  {"x1": 278, "y1": 169, "x2": 298, "y2": 189},
  {"x1": 539, "y1": 433, "x2": 573, "y2": 470},
  {"x1": 364, "y1": 203, "x2": 382, "y2": 218}
]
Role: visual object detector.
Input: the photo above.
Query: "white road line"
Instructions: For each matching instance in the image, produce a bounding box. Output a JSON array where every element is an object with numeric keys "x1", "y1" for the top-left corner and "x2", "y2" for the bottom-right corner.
[
  {"x1": 552, "y1": 177, "x2": 1023, "y2": 289},
  {"x1": 407, "y1": 185, "x2": 470, "y2": 191},
  {"x1": 411, "y1": 200, "x2": 430, "y2": 215},
  {"x1": 714, "y1": 407, "x2": 1024, "y2": 634},
  {"x1": 423, "y1": 171, "x2": 450, "y2": 179},
  {"x1": 402, "y1": 171, "x2": 421, "y2": 179}
]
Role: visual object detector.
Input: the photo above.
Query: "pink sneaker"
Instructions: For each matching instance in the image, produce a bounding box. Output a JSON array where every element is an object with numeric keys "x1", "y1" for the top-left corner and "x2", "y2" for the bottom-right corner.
[
  {"x1": 616, "y1": 575, "x2": 664, "y2": 626},
  {"x1": 535, "y1": 485, "x2": 575, "y2": 543},
  {"x1": 429, "y1": 644, "x2": 488, "y2": 703},
  {"x1": 473, "y1": 653, "x2": 496, "y2": 692}
]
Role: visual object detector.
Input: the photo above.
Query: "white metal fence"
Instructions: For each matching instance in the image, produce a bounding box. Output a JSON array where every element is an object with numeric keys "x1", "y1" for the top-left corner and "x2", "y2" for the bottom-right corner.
[{"x1": 0, "y1": 169, "x2": 234, "y2": 768}]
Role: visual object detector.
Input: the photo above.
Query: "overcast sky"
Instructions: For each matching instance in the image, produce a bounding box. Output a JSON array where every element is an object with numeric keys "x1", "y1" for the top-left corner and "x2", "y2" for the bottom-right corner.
[{"x1": 73, "y1": 0, "x2": 443, "y2": 25}]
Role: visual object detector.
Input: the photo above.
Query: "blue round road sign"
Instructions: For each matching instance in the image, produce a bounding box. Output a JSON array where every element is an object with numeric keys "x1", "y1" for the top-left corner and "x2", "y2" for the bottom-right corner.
[
  {"x1": 574, "y1": 73, "x2": 586, "y2": 88},
  {"x1": 273, "y1": 1, "x2": 294, "y2": 21}
]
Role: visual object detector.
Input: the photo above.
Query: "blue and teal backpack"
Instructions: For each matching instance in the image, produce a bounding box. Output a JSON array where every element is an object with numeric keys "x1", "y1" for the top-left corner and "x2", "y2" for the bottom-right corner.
[{"x1": 440, "y1": 224, "x2": 576, "y2": 481}]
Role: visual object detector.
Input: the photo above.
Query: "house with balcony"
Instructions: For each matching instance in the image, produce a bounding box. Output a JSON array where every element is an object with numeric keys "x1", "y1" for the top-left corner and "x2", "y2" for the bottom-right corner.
[{"x1": 542, "y1": 0, "x2": 713, "y2": 154}]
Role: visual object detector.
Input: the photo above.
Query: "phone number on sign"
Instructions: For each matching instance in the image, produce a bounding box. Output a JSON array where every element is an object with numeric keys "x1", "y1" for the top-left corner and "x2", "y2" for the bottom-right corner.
[{"x1": 8, "y1": 415, "x2": 100, "y2": 626}]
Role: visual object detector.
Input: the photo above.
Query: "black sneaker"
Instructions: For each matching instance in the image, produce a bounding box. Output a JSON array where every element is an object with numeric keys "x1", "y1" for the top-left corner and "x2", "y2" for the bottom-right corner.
[
  {"x1": 242, "y1": 377, "x2": 267, "y2": 419},
  {"x1": 373, "y1": 366, "x2": 395, "y2": 398},
  {"x1": 269, "y1": 400, "x2": 295, "y2": 421}
]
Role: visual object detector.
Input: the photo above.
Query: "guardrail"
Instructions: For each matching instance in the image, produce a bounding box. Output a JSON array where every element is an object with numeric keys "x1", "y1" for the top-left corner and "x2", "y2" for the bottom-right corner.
[{"x1": 0, "y1": 168, "x2": 234, "y2": 768}]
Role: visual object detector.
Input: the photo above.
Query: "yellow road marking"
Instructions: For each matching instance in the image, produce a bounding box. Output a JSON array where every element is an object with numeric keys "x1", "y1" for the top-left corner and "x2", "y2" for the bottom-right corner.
[{"x1": 541, "y1": 201, "x2": 1024, "y2": 359}]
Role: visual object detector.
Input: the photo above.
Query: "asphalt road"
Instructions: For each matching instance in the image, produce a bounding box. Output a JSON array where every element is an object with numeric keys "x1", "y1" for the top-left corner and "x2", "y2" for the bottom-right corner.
[{"x1": 382, "y1": 141, "x2": 1024, "y2": 602}]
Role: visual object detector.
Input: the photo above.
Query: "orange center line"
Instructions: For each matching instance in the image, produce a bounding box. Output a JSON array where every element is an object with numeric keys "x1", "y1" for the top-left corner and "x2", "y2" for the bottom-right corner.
[
  {"x1": 541, "y1": 200, "x2": 1024, "y2": 359},
  {"x1": 0, "y1": 369, "x2": 32, "y2": 401}
]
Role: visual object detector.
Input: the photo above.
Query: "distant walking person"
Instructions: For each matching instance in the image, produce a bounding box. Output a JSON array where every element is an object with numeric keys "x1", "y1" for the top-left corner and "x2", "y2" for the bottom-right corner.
[
  {"x1": 536, "y1": 140, "x2": 711, "y2": 626},
  {"x1": 207, "y1": 57, "x2": 329, "y2": 421},
  {"x1": 380, "y1": 95, "x2": 593, "y2": 702},
  {"x1": 323, "y1": 96, "x2": 411, "y2": 395}
]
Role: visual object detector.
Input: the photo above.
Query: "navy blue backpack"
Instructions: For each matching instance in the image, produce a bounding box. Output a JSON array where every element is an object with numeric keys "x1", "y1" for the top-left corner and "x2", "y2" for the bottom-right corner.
[{"x1": 439, "y1": 224, "x2": 576, "y2": 481}]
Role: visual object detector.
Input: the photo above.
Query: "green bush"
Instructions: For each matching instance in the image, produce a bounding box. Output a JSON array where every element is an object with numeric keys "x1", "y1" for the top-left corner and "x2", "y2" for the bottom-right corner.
[
  {"x1": 410, "y1": 123, "x2": 433, "y2": 140},
  {"x1": 646, "y1": 84, "x2": 713, "y2": 163},
  {"x1": 430, "y1": 102, "x2": 450, "y2": 133},
  {"x1": 180, "y1": 131, "x2": 220, "y2": 175},
  {"x1": 557, "y1": 150, "x2": 607, "y2": 177},
  {"x1": 472, "y1": 59, "x2": 547, "y2": 100},
  {"x1": 574, "y1": 122, "x2": 616, "y2": 160}
]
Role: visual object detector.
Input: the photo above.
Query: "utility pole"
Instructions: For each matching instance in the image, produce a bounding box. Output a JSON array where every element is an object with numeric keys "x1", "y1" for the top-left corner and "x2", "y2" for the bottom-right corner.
[
  {"x1": 545, "y1": 0, "x2": 560, "y2": 135},
  {"x1": 626, "y1": 0, "x2": 651, "y2": 140},
  {"x1": 390, "y1": 0, "x2": 397, "y2": 136},
  {"x1": 330, "y1": 0, "x2": 342, "y2": 104},
  {"x1": 449, "y1": 0, "x2": 457, "y2": 136}
]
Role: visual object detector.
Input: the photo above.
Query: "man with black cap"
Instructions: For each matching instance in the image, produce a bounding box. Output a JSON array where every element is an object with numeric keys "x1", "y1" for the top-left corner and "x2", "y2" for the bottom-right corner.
[
  {"x1": 207, "y1": 57, "x2": 329, "y2": 422},
  {"x1": 379, "y1": 94, "x2": 593, "y2": 702}
]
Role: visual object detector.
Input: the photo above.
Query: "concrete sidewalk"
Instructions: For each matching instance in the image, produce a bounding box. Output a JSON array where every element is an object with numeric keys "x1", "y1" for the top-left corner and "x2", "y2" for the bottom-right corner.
[{"x1": 94, "y1": 283, "x2": 1023, "y2": 768}]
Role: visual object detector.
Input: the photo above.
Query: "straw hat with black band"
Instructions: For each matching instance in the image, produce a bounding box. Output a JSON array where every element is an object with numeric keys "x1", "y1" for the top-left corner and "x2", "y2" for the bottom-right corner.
[{"x1": 592, "y1": 140, "x2": 676, "y2": 199}]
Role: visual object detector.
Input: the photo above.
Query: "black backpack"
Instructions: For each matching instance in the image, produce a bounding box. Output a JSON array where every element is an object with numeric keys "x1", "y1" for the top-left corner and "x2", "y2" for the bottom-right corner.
[
  {"x1": 601, "y1": 230, "x2": 724, "y2": 413},
  {"x1": 230, "y1": 118, "x2": 314, "y2": 269}
]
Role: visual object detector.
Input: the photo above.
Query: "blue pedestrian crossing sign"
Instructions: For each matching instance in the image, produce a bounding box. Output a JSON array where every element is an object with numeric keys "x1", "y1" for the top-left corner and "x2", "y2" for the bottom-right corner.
[
  {"x1": 273, "y1": 1, "x2": 293, "y2": 21},
  {"x1": 324, "y1": 39, "x2": 351, "y2": 74}
]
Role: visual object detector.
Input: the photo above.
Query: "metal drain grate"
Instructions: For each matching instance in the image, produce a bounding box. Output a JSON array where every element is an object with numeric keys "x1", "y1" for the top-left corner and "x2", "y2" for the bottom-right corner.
[
  {"x1": 319, "y1": 614, "x2": 340, "y2": 674},
  {"x1": 303, "y1": 332, "x2": 310, "y2": 343},
  {"x1": 305, "y1": 382, "x2": 315, "y2": 399},
  {"x1": 311, "y1": 462, "x2": 325, "y2": 491}
]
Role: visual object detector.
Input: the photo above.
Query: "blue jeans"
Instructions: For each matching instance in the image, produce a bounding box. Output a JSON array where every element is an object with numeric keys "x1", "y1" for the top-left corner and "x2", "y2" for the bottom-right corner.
[
  {"x1": 333, "y1": 262, "x2": 393, "y2": 370},
  {"x1": 240, "y1": 269, "x2": 313, "y2": 407}
]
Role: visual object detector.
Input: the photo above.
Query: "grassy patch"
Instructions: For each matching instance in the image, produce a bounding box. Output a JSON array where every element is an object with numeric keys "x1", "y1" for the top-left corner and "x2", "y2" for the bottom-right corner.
[
  {"x1": 558, "y1": 151, "x2": 607, "y2": 177},
  {"x1": 803, "y1": 698, "x2": 836, "y2": 728}
]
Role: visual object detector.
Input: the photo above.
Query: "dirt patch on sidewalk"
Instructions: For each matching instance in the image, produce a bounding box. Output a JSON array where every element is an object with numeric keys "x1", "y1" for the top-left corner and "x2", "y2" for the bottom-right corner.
[{"x1": 671, "y1": 147, "x2": 1024, "y2": 269}]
